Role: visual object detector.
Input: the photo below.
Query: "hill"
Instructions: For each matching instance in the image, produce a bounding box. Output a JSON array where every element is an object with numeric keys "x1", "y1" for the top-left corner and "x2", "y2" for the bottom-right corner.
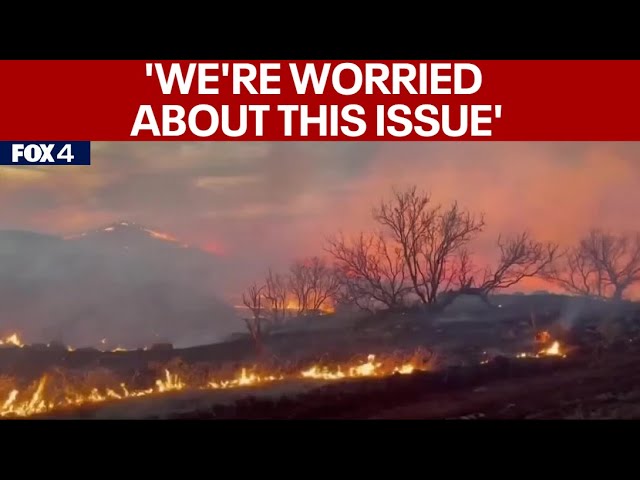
[{"x1": 0, "y1": 223, "x2": 237, "y2": 348}]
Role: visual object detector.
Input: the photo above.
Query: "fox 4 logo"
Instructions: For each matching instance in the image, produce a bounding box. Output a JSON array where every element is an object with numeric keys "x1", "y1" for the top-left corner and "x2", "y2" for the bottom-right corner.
[{"x1": 12, "y1": 143, "x2": 74, "y2": 163}]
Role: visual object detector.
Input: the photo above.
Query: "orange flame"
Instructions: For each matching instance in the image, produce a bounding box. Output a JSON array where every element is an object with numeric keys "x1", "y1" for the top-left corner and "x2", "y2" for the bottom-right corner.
[
  {"x1": 0, "y1": 333, "x2": 24, "y2": 348},
  {"x1": 0, "y1": 352, "x2": 427, "y2": 418}
]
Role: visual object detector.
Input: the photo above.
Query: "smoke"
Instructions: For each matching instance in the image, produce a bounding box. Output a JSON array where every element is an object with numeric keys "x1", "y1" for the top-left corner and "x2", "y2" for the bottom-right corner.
[
  {"x1": 555, "y1": 295, "x2": 637, "y2": 334},
  {"x1": 556, "y1": 297, "x2": 593, "y2": 331}
]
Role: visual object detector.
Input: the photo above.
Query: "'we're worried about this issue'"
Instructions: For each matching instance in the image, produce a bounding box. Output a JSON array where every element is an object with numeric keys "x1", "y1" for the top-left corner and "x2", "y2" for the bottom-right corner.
[{"x1": 130, "y1": 62, "x2": 503, "y2": 139}]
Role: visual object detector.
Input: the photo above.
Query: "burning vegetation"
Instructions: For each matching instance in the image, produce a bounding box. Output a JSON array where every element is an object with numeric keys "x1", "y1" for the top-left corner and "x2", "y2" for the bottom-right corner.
[
  {"x1": 0, "y1": 349, "x2": 432, "y2": 418},
  {"x1": 0, "y1": 326, "x2": 573, "y2": 419},
  {"x1": 0, "y1": 333, "x2": 24, "y2": 348},
  {"x1": 516, "y1": 341, "x2": 566, "y2": 359}
]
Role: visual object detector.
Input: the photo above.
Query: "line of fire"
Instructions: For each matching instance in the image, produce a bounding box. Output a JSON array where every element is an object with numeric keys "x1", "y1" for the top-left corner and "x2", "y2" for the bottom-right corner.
[{"x1": 2, "y1": 144, "x2": 640, "y2": 419}]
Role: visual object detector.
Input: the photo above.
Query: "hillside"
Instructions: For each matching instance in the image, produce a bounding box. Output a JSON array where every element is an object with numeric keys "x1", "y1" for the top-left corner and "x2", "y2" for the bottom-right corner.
[{"x1": 0, "y1": 222, "x2": 237, "y2": 348}]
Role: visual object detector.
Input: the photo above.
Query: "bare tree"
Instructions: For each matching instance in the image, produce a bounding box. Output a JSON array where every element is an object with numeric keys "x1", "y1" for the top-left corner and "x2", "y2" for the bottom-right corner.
[
  {"x1": 581, "y1": 230, "x2": 640, "y2": 301},
  {"x1": 263, "y1": 269, "x2": 289, "y2": 324},
  {"x1": 373, "y1": 186, "x2": 485, "y2": 306},
  {"x1": 456, "y1": 232, "x2": 559, "y2": 303},
  {"x1": 325, "y1": 231, "x2": 410, "y2": 311},
  {"x1": 548, "y1": 230, "x2": 640, "y2": 301},
  {"x1": 545, "y1": 246, "x2": 607, "y2": 298},
  {"x1": 289, "y1": 260, "x2": 312, "y2": 314},
  {"x1": 241, "y1": 283, "x2": 266, "y2": 353},
  {"x1": 289, "y1": 257, "x2": 340, "y2": 315}
]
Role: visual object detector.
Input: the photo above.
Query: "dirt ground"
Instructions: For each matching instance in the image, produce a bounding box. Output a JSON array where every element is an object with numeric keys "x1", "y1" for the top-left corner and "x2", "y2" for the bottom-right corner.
[{"x1": 374, "y1": 353, "x2": 640, "y2": 419}]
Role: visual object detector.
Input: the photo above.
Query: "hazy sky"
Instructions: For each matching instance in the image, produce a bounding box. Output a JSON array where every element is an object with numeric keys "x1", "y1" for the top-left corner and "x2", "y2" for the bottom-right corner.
[{"x1": 2, "y1": 142, "x2": 639, "y2": 296}]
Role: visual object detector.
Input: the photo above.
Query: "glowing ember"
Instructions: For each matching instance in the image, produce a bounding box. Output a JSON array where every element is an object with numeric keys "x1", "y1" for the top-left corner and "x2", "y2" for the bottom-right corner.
[
  {"x1": 0, "y1": 333, "x2": 24, "y2": 348},
  {"x1": 0, "y1": 352, "x2": 426, "y2": 418}
]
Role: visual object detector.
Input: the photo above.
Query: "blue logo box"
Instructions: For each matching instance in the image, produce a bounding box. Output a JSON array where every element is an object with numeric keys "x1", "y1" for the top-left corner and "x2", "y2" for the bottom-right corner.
[{"x1": 0, "y1": 141, "x2": 91, "y2": 165}]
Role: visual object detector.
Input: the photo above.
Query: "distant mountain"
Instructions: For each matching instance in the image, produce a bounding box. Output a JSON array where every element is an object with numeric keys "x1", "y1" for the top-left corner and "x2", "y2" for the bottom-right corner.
[
  {"x1": 0, "y1": 223, "x2": 237, "y2": 349},
  {"x1": 65, "y1": 221, "x2": 226, "y2": 292}
]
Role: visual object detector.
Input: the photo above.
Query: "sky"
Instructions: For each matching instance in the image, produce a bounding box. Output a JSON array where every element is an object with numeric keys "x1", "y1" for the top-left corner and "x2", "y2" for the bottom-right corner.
[{"x1": 1, "y1": 141, "x2": 639, "y2": 297}]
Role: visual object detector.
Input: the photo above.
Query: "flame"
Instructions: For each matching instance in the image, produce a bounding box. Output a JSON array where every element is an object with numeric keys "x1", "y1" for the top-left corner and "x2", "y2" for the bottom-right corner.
[
  {"x1": 300, "y1": 354, "x2": 415, "y2": 380},
  {"x1": 393, "y1": 364, "x2": 415, "y2": 375},
  {"x1": 0, "y1": 352, "x2": 426, "y2": 418},
  {"x1": 515, "y1": 339, "x2": 566, "y2": 359},
  {"x1": 285, "y1": 299, "x2": 335, "y2": 314},
  {"x1": 207, "y1": 368, "x2": 284, "y2": 389},
  {"x1": 538, "y1": 341, "x2": 564, "y2": 357},
  {"x1": 155, "y1": 369, "x2": 185, "y2": 392},
  {"x1": 144, "y1": 228, "x2": 178, "y2": 243},
  {"x1": 0, "y1": 333, "x2": 24, "y2": 348}
]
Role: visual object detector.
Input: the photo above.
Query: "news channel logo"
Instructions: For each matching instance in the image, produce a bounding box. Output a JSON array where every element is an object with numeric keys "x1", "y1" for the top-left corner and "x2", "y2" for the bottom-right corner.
[{"x1": 0, "y1": 142, "x2": 91, "y2": 165}]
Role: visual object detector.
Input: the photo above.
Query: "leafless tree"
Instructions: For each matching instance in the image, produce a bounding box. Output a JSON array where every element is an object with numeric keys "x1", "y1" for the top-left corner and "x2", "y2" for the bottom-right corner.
[
  {"x1": 455, "y1": 232, "x2": 559, "y2": 304},
  {"x1": 545, "y1": 246, "x2": 607, "y2": 298},
  {"x1": 263, "y1": 268, "x2": 289, "y2": 324},
  {"x1": 581, "y1": 230, "x2": 640, "y2": 301},
  {"x1": 241, "y1": 283, "x2": 266, "y2": 353},
  {"x1": 547, "y1": 230, "x2": 640, "y2": 300},
  {"x1": 325, "y1": 231, "x2": 410, "y2": 311},
  {"x1": 373, "y1": 186, "x2": 485, "y2": 306},
  {"x1": 289, "y1": 257, "x2": 340, "y2": 314}
]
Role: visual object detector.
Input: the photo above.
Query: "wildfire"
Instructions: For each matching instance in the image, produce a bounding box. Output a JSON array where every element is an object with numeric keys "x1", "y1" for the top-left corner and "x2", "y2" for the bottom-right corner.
[
  {"x1": 301, "y1": 353, "x2": 418, "y2": 380},
  {"x1": 0, "y1": 333, "x2": 24, "y2": 348},
  {"x1": 208, "y1": 368, "x2": 284, "y2": 389},
  {"x1": 0, "y1": 352, "x2": 426, "y2": 418},
  {"x1": 285, "y1": 300, "x2": 335, "y2": 315},
  {"x1": 515, "y1": 337, "x2": 567, "y2": 359},
  {"x1": 538, "y1": 341, "x2": 564, "y2": 357},
  {"x1": 144, "y1": 228, "x2": 179, "y2": 243}
]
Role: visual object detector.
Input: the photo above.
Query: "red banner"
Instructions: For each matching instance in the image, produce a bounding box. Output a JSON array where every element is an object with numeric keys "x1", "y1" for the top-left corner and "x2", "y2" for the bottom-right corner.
[{"x1": 1, "y1": 60, "x2": 639, "y2": 141}]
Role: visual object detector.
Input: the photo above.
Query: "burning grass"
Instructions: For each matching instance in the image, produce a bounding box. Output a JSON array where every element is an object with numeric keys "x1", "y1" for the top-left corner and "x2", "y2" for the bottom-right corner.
[
  {"x1": 0, "y1": 348, "x2": 434, "y2": 418},
  {"x1": 0, "y1": 330, "x2": 571, "y2": 419},
  {"x1": 516, "y1": 331, "x2": 568, "y2": 359},
  {"x1": 0, "y1": 333, "x2": 24, "y2": 348}
]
